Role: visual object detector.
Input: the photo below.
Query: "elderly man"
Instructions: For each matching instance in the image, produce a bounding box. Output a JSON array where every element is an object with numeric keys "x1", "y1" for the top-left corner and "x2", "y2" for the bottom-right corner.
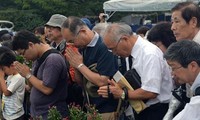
[
  {"x1": 170, "y1": 1, "x2": 200, "y2": 115},
  {"x1": 98, "y1": 23, "x2": 173, "y2": 120},
  {"x1": 45, "y1": 14, "x2": 67, "y2": 53},
  {"x1": 61, "y1": 16, "x2": 119, "y2": 120},
  {"x1": 46, "y1": 14, "x2": 84, "y2": 106},
  {"x1": 171, "y1": 1, "x2": 200, "y2": 44},
  {"x1": 164, "y1": 40, "x2": 200, "y2": 120}
]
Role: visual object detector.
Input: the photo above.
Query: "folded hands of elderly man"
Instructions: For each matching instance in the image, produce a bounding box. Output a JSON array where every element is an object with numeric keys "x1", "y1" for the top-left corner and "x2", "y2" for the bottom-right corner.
[{"x1": 98, "y1": 79, "x2": 123, "y2": 99}]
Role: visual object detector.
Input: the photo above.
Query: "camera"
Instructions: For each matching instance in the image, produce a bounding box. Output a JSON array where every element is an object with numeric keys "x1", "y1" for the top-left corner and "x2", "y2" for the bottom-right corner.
[{"x1": 102, "y1": 14, "x2": 109, "y2": 18}]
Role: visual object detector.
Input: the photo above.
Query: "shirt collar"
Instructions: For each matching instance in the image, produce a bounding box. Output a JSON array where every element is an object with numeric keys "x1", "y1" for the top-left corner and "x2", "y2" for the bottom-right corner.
[
  {"x1": 191, "y1": 72, "x2": 200, "y2": 95},
  {"x1": 193, "y1": 30, "x2": 200, "y2": 44},
  {"x1": 130, "y1": 35, "x2": 142, "y2": 59},
  {"x1": 87, "y1": 31, "x2": 99, "y2": 47}
]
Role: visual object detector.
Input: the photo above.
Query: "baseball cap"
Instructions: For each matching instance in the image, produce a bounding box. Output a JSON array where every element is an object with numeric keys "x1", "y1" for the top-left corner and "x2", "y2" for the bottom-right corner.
[
  {"x1": 45, "y1": 14, "x2": 67, "y2": 28},
  {"x1": 81, "y1": 18, "x2": 92, "y2": 30}
]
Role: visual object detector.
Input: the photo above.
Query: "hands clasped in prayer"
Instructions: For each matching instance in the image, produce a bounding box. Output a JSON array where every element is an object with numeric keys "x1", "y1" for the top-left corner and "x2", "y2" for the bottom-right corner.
[
  {"x1": 14, "y1": 61, "x2": 31, "y2": 78},
  {"x1": 65, "y1": 47, "x2": 83, "y2": 69}
]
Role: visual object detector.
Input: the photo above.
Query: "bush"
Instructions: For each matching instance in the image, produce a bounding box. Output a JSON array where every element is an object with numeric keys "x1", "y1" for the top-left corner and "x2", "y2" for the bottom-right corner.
[{"x1": 47, "y1": 104, "x2": 102, "y2": 120}]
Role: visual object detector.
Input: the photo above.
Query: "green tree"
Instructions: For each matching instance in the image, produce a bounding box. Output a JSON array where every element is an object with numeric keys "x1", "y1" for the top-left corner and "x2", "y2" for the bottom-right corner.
[{"x1": 0, "y1": 0, "x2": 107, "y2": 30}]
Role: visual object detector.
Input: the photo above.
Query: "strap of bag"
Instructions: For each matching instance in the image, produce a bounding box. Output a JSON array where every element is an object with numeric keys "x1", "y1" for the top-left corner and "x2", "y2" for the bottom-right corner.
[
  {"x1": 195, "y1": 86, "x2": 200, "y2": 96},
  {"x1": 82, "y1": 64, "x2": 98, "y2": 105},
  {"x1": 172, "y1": 89, "x2": 185, "y2": 104},
  {"x1": 33, "y1": 49, "x2": 59, "y2": 76},
  {"x1": 33, "y1": 49, "x2": 72, "y2": 82}
]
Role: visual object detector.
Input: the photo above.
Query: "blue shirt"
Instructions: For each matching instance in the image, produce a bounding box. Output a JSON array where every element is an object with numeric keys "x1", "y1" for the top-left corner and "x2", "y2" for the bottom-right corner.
[{"x1": 81, "y1": 33, "x2": 118, "y2": 113}]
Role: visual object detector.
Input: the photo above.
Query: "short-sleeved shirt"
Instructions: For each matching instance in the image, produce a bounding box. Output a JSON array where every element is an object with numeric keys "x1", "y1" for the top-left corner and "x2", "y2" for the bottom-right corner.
[
  {"x1": 2, "y1": 73, "x2": 25, "y2": 120},
  {"x1": 173, "y1": 72, "x2": 200, "y2": 120},
  {"x1": 130, "y1": 36, "x2": 173, "y2": 106},
  {"x1": 193, "y1": 30, "x2": 200, "y2": 44},
  {"x1": 30, "y1": 53, "x2": 69, "y2": 119},
  {"x1": 80, "y1": 32, "x2": 118, "y2": 113}
]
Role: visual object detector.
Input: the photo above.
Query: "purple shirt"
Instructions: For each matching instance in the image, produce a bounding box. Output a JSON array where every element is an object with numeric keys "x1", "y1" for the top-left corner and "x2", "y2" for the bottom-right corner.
[{"x1": 30, "y1": 53, "x2": 68, "y2": 119}]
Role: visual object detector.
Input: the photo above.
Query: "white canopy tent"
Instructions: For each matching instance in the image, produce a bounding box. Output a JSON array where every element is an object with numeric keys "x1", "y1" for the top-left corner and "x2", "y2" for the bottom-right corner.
[{"x1": 103, "y1": 0, "x2": 200, "y2": 19}]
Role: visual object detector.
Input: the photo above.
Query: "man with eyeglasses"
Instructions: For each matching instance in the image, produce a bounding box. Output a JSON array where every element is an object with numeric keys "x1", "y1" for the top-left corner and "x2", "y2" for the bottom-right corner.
[
  {"x1": 12, "y1": 30, "x2": 69, "y2": 119},
  {"x1": 167, "y1": 2, "x2": 200, "y2": 117},
  {"x1": 61, "y1": 16, "x2": 119, "y2": 120},
  {"x1": 45, "y1": 14, "x2": 67, "y2": 53},
  {"x1": 164, "y1": 40, "x2": 200, "y2": 120},
  {"x1": 98, "y1": 23, "x2": 173, "y2": 120},
  {"x1": 46, "y1": 14, "x2": 85, "y2": 107}
]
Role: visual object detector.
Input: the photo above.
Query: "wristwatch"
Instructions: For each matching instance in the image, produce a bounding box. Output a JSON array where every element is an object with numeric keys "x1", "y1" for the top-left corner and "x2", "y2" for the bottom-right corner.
[
  {"x1": 25, "y1": 73, "x2": 32, "y2": 80},
  {"x1": 121, "y1": 90, "x2": 125, "y2": 100}
]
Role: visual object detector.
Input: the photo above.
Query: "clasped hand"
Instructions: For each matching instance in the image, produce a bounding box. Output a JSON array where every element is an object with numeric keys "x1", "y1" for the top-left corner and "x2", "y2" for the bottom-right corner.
[
  {"x1": 65, "y1": 48, "x2": 83, "y2": 68},
  {"x1": 14, "y1": 61, "x2": 31, "y2": 78},
  {"x1": 98, "y1": 79, "x2": 123, "y2": 99}
]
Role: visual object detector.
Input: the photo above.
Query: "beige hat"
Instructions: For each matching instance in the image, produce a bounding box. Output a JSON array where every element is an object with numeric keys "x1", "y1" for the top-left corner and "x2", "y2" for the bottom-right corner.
[{"x1": 45, "y1": 14, "x2": 67, "y2": 28}]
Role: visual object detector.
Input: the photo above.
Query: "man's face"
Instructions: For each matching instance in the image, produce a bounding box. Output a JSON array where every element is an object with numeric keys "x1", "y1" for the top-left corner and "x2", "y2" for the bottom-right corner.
[
  {"x1": 167, "y1": 60, "x2": 193, "y2": 85},
  {"x1": 103, "y1": 34, "x2": 128, "y2": 57},
  {"x1": 47, "y1": 26, "x2": 62, "y2": 42},
  {"x1": 16, "y1": 43, "x2": 36, "y2": 61},
  {"x1": 171, "y1": 10, "x2": 195, "y2": 41},
  {"x1": 61, "y1": 28, "x2": 84, "y2": 48}
]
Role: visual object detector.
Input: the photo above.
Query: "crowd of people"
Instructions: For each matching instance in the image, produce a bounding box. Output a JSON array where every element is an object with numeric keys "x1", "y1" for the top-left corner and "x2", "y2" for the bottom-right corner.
[{"x1": 0, "y1": 1, "x2": 200, "y2": 120}]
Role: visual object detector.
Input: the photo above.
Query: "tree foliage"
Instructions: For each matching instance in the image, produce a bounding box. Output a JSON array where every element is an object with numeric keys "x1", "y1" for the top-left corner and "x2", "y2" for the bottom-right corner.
[{"x1": 0, "y1": 0, "x2": 107, "y2": 31}]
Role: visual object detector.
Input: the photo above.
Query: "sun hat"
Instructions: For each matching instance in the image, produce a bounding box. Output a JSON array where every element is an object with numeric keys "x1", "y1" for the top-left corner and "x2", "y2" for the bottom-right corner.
[{"x1": 45, "y1": 14, "x2": 67, "y2": 28}]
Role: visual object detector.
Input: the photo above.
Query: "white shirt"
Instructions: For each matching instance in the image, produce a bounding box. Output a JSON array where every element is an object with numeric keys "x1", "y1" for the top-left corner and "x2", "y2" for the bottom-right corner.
[
  {"x1": 173, "y1": 72, "x2": 200, "y2": 120},
  {"x1": 172, "y1": 96, "x2": 200, "y2": 120},
  {"x1": 87, "y1": 31, "x2": 99, "y2": 47},
  {"x1": 191, "y1": 72, "x2": 200, "y2": 95},
  {"x1": 129, "y1": 36, "x2": 173, "y2": 106},
  {"x1": 193, "y1": 30, "x2": 200, "y2": 44},
  {"x1": 2, "y1": 73, "x2": 25, "y2": 119}
]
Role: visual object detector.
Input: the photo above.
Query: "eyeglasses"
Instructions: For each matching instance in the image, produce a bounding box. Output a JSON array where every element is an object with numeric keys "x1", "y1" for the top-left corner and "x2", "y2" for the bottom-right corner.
[
  {"x1": 48, "y1": 26, "x2": 60, "y2": 31},
  {"x1": 170, "y1": 66, "x2": 182, "y2": 72},
  {"x1": 68, "y1": 29, "x2": 81, "y2": 43},
  {"x1": 17, "y1": 49, "x2": 27, "y2": 56},
  {"x1": 108, "y1": 37, "x2": 122, "y2": 52},
  {"x1": 22, "y1": 49, "x2": 27, "y2": 56},
  {"x1": 74, "y1": 28, "x2": 82, "y2": 41}
]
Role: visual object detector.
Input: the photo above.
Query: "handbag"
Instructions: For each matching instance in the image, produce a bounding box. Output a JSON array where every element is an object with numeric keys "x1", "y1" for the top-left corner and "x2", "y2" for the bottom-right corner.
[
  {"x1": 123, "y1": 68, "x2": 141, "y2": 90},
  {"x1": 83, "y1": 63, "x2": 99, "y2": 98}
]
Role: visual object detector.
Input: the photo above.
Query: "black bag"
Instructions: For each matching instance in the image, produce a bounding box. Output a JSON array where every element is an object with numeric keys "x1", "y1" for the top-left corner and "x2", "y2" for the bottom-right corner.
[
  {"x1": 123, "y1": 68, "x2": 141, "y2": 89},
  {"x1": 172, "y1": 84, "x2": 190, "y2": 117}
]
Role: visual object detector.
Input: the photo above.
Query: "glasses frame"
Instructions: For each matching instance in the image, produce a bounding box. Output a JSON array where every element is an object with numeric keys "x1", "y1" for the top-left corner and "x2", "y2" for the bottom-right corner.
[
  {"x1": 170, "y1": 66, "x2": 182, "y2": 72},
  {"x1": 73, "y1": 28, "x2": 82, "y2": 42},
  {"x1": 108, "y1": 37, "x2": 122, "y2": 52},
  {"x1": 17, "y1": 49, "x2": 27, "y2": 56}
]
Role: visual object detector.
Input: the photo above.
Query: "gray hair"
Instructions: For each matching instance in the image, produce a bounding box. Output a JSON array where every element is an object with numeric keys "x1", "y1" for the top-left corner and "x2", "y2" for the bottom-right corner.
[
  {"x1": 92, "y1": 23, "x2": 109, "y2": 37},
  {"x1": 104, "y1": 23, "x2": 133, "y2": 42},
  {"x1": 164, "y1": 40, "x2": 200, "y2": 67},
  {"x1": 62, "y1": 16, "x2": 87, "y2": 35}
]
